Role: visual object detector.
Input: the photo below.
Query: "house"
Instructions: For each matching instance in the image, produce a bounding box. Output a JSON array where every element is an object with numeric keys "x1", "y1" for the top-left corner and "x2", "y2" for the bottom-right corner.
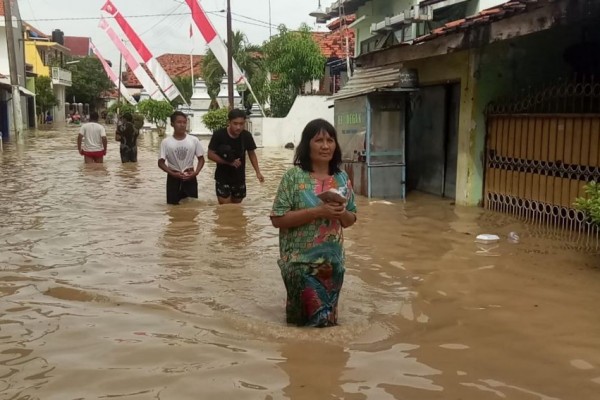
[
  {"x1": 122, "y1": 53, "x2": 203, "y2": 99},
  {"x1": 319, "y1": 0, "x2": 600, "y2": 237},
  {"x1": 310, "y1": 15, "x2": 356, "y2": 95},
  {"x1": 0, "y1": 0, "x2": 35, "y2": 138},
  {"x1": 23, "y1": 25, "x2": 72, "y2": 123}
]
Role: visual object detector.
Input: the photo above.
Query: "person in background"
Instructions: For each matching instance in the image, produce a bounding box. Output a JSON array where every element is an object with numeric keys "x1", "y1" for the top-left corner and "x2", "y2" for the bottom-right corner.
[
  {"x1": 158, "y1": 111, "x2": 205, "y2": 205},
  {"x1": 116, "y1": 113, "x2": 139, "y2": 163},
  {"x1": 44, "y1": 111, "x2": 53, "y2": 124},
  {"x1": 207, "y1": 109, "x2": 264, "y2": 204},
  {"x1": 270, "y1": 119, "x2": 357, "y2": 327},
  {"x1": 77, "y1": 111, "x2": 107, "y2": 164}
]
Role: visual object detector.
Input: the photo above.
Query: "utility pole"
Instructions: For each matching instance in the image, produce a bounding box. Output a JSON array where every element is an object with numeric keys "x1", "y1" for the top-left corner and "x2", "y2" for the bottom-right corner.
[
  {"x1": 226, "y1": 0, "x2": 234, "y2": 109},
  {"x1": 268, "y1": 0, "x2": 272, "y2": 38},
  {"x1": 3, "y1": 0, "x2": 23, "y2": 136}
]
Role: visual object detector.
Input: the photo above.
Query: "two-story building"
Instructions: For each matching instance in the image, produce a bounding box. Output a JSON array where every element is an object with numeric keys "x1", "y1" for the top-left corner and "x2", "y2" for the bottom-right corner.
[
  {"x1": 0, "y1": 0, "x2": 35, "y2": 138},
  {"x1": 23, "y1": 25, "x2": 72, "y2": 123},
  {"x1": 321, "y1": 0, "x2": 600, "y2": 236}
]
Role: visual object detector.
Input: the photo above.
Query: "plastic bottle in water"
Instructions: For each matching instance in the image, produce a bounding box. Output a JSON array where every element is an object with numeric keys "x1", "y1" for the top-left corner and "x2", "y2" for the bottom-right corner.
[{"x1": 508, "y1": 232, "x2": 520, "y2": 243}]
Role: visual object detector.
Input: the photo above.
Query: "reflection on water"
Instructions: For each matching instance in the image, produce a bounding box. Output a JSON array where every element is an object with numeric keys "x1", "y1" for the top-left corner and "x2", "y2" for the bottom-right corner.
[{"x1": 1, "y1": 126, "x2": 600, "y2": 399}]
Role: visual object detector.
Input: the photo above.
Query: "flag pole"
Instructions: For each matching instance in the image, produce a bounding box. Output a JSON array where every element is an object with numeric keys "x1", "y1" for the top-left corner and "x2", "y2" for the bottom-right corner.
[
  {"x1": 190, "y1": 22, "x2": 194, "y2": 103},
  {"x1": 117, "y1": 51, "x2": 123, "y2": 117},
  {"x1": 226, "y1": 0, "x2": 234, "y2": 109},
  {"x1": 190, "y1": 54, "x2": 194, "y2": 98}
]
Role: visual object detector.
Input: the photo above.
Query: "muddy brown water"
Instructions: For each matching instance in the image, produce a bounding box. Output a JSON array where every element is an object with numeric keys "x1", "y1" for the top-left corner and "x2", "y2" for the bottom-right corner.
[{"x1": 0, "y1": 126, "x2": 599, "y2": 399}]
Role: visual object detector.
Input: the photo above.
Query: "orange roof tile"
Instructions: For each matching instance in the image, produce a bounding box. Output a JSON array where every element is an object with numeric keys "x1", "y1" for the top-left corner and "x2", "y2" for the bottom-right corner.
[
  {"x1": 311, "y1": 28, "x2": 355, "y2": 59},
  {"x1": 414, "y1": 0, "x2": 534, "y2": 44},
  {"x1": 312, "y1": 15, "x2": 356, "y2": 59},
  {"x1": 0, "y1": 1, "x2": 8, "y2": 16},
  {"x1": 100, "y1": 88, "x2": 119, "y2": 99},
  {"x1": 123, "y1": 54, "x2": 204, "y2": 88}
]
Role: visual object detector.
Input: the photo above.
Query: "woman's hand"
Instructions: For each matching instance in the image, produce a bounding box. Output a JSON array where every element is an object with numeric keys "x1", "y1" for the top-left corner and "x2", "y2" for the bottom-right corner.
[{"x1": 315, "y1": 202, "x2": 346, "y2": 220}]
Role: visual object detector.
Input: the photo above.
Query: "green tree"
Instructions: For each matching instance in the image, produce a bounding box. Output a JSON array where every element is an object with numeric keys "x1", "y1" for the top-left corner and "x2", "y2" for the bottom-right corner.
[
  {"x1": 66, "y1": 56, "x2": 113, "y2": 109},
  {"x1": 107, "y1": 101, "x2": 136, "y2": 117},
  {"x1": 263, "y1": 24, "x2": 326, "y2": 117},
  {"x1": 35, "y1": 76, "x2": 58, "y2": 118},
  {"x1": 201, "y1": 108, "x2": 228, "y2": 132},
  {"x1": 201, "y1": 30, "x2": 268, "y2": 108},
  {"x1": 137, "y1": 99, "x2": 174, "y2": 136},
  {"x1": 172, "y1": 75, "x2": 193, "y2": 107}
]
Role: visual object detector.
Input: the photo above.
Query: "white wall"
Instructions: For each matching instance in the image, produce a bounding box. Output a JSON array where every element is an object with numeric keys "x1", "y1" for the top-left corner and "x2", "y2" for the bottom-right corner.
[
  {"x1": 477, "y1": 0, "x2": 510, "y2": 11},
  {"x1": 261, "y1": 96, "x2": 334, "y2": 148},
  {"x1": 0, "y1": 30, "x2": 9, "y2": 76}
]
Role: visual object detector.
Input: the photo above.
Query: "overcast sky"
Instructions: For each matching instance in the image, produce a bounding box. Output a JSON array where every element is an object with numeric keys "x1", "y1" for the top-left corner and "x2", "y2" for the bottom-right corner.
[{"x1": 17, "y1": 0, "x2": 333, "y2": 68}]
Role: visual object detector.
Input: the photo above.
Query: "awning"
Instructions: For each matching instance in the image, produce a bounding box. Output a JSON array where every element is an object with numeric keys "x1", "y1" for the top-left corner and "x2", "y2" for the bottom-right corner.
[
  {"x1": 19, "y1": 86, "x2": 35, "y2": 97},
  {"x1": 329, "y1": 67, "x2": 418, "y2": 101},
  {"x1": 0, "y1": 77, "x2": 36, "y2": 96}
]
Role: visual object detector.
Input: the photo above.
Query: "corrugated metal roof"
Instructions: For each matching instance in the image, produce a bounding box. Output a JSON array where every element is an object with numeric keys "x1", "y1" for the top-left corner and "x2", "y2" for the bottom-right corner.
[{"x1": 329, "y1": 67, "x2": 415, "y2": 101}]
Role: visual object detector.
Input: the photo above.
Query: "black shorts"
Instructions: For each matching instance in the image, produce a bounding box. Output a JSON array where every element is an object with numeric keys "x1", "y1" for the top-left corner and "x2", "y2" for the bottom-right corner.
[
  {"x1": 120, "y1": 145, "x2": 137, "y2": 163},
  {"x1": 215, "y1": 181, "x2": 246, "y2": 200},
  {"x1": 166, "y1": 174, "x2": 198, "y2": 205}
]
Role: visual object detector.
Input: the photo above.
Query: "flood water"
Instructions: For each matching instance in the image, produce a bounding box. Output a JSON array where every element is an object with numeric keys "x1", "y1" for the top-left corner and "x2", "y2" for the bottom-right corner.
[{"x1": 1, "y1": 125, "x2": 599, "y2": 400}]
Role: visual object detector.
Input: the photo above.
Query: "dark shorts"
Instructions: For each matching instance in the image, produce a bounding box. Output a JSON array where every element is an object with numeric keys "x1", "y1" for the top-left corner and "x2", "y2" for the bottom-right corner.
[
  {"x1": 120, "y1": 145, "x2": 137, "y2": 163},
  {"x1": 167, "y1": 174, "x2": 198, "y2": 205},
  {"x1": 215, "y1": 181, "x2": 246, "y2": 200}
]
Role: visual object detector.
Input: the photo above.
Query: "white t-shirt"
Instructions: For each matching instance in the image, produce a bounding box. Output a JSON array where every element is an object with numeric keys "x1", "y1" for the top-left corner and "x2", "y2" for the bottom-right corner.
[
  {"x1": 160, "y1": 134, "x2": 205, "y2": 172},
  {"x1": 79, "y1": 122, "x2": 106, "y2": 152}
]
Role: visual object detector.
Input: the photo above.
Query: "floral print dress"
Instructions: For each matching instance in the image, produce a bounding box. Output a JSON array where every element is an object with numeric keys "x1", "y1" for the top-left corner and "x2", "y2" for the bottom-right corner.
[{"x1": 271, "y1": 166, "x2": 357, "y2": 327}]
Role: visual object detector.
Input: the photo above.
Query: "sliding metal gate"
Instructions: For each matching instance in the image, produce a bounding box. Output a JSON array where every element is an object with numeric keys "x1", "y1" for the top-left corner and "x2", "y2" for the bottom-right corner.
[{"x1": 484, "y1": 76, "x2": 600, "y2": 249}]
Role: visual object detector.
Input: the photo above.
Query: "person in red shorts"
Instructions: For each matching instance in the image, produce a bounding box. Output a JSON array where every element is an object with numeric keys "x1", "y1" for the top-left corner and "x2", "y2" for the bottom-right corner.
[{"x1": 77, "y1": 111, "x2": 107, "y2": 163}]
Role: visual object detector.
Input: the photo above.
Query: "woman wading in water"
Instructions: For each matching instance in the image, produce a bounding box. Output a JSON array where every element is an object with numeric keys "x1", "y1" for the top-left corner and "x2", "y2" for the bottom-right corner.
[{"x1": 271, "y1": 119, "x2": 357, "y2": 327}]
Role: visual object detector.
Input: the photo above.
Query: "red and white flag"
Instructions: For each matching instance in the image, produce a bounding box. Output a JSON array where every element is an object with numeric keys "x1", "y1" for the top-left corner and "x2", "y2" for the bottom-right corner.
[
  {"x1": 99, "y1": 17, "x2": 164, "y2": 101},
  {"x1": 90, "y1": 41, "x2": 137, "y2": 105},
  {"x1": 184, "y1": 0, "x2": 247, "y2": 86},
  {"x1": 101, "y1": 0, "x2": 183, "y2": 102}
]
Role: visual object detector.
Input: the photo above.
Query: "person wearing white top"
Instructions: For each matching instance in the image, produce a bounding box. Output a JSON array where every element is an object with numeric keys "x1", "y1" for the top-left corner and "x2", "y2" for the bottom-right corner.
[
  {"x1": 77, "y1": 111, "x2": 107, "y2": 163},
  {"x1": 158, "y1": 111, "x2": 205, "y2": 205}
]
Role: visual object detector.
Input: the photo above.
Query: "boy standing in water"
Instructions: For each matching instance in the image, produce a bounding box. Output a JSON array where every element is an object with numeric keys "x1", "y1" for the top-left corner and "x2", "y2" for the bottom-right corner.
[
  {"x1": 116, "y1": 113, "x2": 139, "y2": 163},
  {"x1": 77, "y1": 111, "x2": 107, "y2": 163},
  {"x1": 158, "y1": 111, "x2": 205, "y2": 205},
  {"x1": 207, "y1": 109, "x2": 264, "y2": 204}
]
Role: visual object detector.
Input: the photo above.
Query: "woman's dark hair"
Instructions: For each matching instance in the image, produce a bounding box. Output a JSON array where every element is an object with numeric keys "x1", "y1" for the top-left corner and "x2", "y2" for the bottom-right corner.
[
  {"x1": 293, "y1": 119, "x2": 342, "y2": 175},
  {"x1": 170, "y1": 110, "x2": 187, "y2": 124},
  {"x1": 228, "y1": 108, "x2": 247, "y2": 121}
]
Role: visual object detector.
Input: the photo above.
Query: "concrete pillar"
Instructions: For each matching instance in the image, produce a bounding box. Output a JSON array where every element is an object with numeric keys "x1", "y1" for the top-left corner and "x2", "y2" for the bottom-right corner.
[
  {"x1": 216, "y1": 76, "x2": 241, "y2": 109},
  {"x1": 249, "y1": 102, "x2": 264, "y2": 147},
  {"x1": 190, "y1": 79, "x2": 213, "y2": 135},
  {"x1": 455, "y1": 50, "x2": 482, "y2": 207}
]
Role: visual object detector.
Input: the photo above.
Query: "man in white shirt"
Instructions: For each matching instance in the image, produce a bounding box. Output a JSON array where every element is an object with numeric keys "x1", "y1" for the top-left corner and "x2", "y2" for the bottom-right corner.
[
  {"x1": 158, "y1": 111, "x2": 205, "y2": 205},
  {"x1": 77, "y1": 111, "x2": 107, "y2": 163}
]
